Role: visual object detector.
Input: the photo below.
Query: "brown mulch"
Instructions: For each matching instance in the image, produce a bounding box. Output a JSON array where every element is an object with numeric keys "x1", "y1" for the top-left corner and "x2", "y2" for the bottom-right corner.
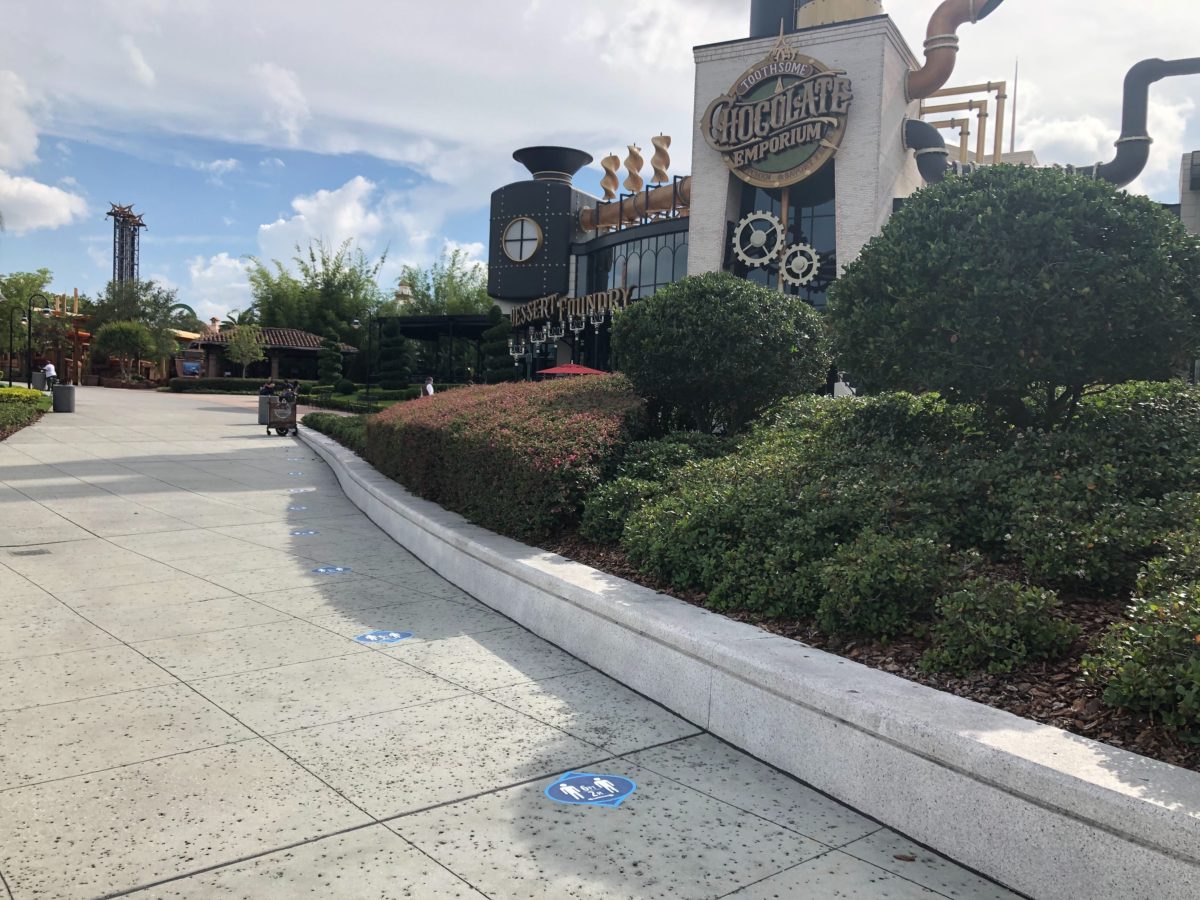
[{"x1": 545, "y1": 533, "x2": 1200, "y2": 773}]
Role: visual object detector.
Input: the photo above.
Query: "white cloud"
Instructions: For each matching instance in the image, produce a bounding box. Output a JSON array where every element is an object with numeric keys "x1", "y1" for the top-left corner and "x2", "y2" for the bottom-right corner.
[
  {"x1": 251, "y1": 62, "x2": 309, "y2": 145},
  {"x1": 0, "y1": 170, "x2": 88, "y2": 233},
  {"x1": 258, "y1": 175, "x2": 384, "y2": 262},
  {"x1": 186, "y1": 252, "x2": 252, "y2": 321},
  {"x1": 194, "y1": 157, "x2": 240, "y2": 184},
  {"x1": 121, "y1": 35, "x2": 156, "y2": 88},
  {"x1": 0, "y1": 72, "x2": 40, "y2": 170},
  {"x1": 259, "y1": 156, "x2": 285, "y2": 169}
]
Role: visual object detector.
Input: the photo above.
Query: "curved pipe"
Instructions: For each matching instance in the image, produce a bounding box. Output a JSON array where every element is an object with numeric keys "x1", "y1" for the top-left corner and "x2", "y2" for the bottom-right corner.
[
  {"x1": 906, "y1": 0, "x2": 1007, "y2": 101},
  {"x1": 904, "y1": 119, "x2": 951, "y2": 183},
  {"x1": 580, "y1": 177, "x2": 692, "y2": 231},
  {"x1": 1068, "y1": 58, "x2": 1200, "y2": 189}
]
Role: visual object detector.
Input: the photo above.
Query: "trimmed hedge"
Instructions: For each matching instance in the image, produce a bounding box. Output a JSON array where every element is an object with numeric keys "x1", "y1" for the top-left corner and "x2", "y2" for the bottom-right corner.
[
  {"x1": 301, "y1": 413, "x2": 367, "y2": 456},
  {"x1": 0, "y1": 387, "x2": 46, "y2": 404},
  {"x1": 0, "y1": 393, "x2": 49, "y2": 440},
  {"x1": 366, "y1": 376, "x2": 645, "y2": 541},
  {"x1": 169, "y1": 378, "x2": 320, "y2": 394}
]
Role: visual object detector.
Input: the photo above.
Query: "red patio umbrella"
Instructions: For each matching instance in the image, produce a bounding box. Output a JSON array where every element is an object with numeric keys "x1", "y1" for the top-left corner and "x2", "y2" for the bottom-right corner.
[{"x1": 537, "y1": 363, "x2": 608, "y2": 376}]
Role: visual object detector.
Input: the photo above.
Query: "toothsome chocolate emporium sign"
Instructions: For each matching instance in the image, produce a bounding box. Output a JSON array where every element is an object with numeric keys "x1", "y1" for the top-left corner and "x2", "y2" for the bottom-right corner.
[{"x1": 703, "y1": 36, "x2": 853, "y2": 188}]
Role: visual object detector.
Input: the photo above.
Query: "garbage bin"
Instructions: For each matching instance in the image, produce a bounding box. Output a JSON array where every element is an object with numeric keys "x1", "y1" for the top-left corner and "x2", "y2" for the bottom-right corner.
[
  {"x1": 32, "y1": 372, "x2": 46, "y2": 391},
  {"x1": 52, "y1": 383, "x2": 76, "y2": 413},
  {"x1": 258, "y1": 394, "x2": 271, "y2": 425}
]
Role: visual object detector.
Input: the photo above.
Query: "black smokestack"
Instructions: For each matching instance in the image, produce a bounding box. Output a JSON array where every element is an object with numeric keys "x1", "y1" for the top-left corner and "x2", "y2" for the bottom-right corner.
[
  {"x1": 750, "y1": 0, "x2": 798, "y2": 39},
  {"x1": 512, "y1": 147, "x2": 593, "y2": 185}
]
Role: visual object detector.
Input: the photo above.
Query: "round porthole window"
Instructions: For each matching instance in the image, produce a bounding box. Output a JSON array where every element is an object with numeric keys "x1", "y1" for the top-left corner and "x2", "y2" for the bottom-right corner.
[{"x1": 502, "y1": 217, "x2": 543, "y2": 263}]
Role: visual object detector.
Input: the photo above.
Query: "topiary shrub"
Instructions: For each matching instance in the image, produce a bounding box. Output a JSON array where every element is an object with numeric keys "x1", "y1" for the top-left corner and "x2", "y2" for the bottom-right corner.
[
  {"x1": 1085, "y1": 584, "x2": 1200, "y2": 734},
  {"x1": 302, "y1": 413, "x2": 366, "y2": 455},
  {"x1": 335, "y1": 378, "x2": 357, "y2": 395},
  {"x1": 922, "y1": 579, "x2": 1079, "y2": 675},
  {"x1": 611, "y1": 272, "x2": 830, "y2": 434},
  {"x1": 365, "y1": 376, "x2": 645, "y2": 541},
  {"x1": 829, "y1": 166, "x2": 1200, "y2": 429},
  {"x1": 816, "y1": 531, "x2": 958, "y2": 640}
]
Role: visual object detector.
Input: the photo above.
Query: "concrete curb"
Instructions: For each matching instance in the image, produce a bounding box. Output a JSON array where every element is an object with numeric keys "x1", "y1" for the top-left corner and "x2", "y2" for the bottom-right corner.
[{"x1": 300, "y1": 426, "x2": 1200, "y2": 900}]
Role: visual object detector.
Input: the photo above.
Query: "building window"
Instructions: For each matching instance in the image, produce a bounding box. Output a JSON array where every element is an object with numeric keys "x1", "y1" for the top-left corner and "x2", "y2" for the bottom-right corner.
[
  {"x1": 580, "y1": 229, "x2": 690, "y2": 299},
  {"x1": 502, "y1": 217, "x2": 543, "y2": 263}
]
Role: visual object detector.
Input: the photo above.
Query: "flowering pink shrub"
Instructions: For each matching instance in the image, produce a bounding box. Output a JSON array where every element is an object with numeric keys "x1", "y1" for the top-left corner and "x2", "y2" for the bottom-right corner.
[{"x1": 365, "y1": 376, "x2": 645, "y2": 540}]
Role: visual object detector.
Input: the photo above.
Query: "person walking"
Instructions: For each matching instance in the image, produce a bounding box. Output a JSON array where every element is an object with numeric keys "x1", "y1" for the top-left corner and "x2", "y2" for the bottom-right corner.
[
  {"x1": 42, "y1": 361, "x2": 57, "y2": 390},
  {"x1": 424, "y1": 377, "x2": 435, "y2": 398}
]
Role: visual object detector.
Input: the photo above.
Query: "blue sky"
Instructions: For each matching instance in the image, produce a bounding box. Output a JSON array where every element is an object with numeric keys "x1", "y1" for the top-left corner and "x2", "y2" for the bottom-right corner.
[{"x1": 1, "y1": 0, "x2": 1196, "y2": 322}]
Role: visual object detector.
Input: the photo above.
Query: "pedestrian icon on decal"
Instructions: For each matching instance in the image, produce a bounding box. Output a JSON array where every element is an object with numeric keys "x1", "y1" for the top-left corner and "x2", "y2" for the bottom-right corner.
[{"x1": 545, "y1": 772, "x2": 636, "y2": 808}]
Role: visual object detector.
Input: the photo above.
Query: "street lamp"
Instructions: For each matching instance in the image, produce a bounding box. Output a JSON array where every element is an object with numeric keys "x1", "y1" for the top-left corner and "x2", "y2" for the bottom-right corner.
[{"x1": 27, "y1": 293, "x2": 52, "y2": 390}]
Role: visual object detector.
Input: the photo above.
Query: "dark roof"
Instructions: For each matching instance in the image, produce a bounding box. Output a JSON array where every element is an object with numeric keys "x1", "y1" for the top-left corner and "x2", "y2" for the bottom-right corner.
[
  {"x1": 191, "y1": 328, "x2": 357, "y2": 353},
  {"x1": 385, "y1": 315, "x2": 494, "y2": 342}
]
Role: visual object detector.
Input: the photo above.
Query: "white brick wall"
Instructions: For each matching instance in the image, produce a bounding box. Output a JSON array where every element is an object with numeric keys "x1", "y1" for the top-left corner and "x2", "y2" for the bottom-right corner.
[{"x1": 688, "y1": 17, "x2": 920, "y2": 276}]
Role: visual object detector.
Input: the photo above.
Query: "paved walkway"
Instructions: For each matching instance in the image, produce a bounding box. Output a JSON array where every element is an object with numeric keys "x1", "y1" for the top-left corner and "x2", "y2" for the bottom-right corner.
[{"x1": 0, "y1": 389, "x2": 1020, "y2": 900}]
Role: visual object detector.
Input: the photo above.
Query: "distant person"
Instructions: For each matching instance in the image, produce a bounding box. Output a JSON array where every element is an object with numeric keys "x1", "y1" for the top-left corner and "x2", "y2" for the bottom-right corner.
[
  {"x1": 424, "y1": 377, "x2": 435, "y2": 397},
  {"x1": 42, "y1": 362, "x2": 56, "y2": 389},
  {"x1": 259, "y1": 380, "x2": 276, "y2": 396}
]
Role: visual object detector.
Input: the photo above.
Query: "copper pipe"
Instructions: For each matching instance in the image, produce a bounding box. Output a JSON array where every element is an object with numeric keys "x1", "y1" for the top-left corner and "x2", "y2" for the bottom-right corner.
[
  {"x1": 929, "y1": 80, "x2": 1005, "y2": 99},
  {"x1": 992, "y1": 88, "x2": 1008, "y2": 163},
  {"x1": 906, "y1": 1, "x2": 1008, "y2": 101},
  {"x1": 580, "y1": 177, "x2": 692, "y2": 232},
  {"x1": 976, "y1": 106, "x2": 989, "y2": 163},
  {"x1": 927, "y1": 118, "x2": 972, "y2": 165}
]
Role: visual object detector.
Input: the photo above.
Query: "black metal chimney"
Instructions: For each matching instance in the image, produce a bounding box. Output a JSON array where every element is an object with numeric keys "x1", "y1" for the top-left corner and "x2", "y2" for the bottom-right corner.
[
  {"x1": 750, "y1": 0, "x2": 798, "y2": 38},
  {"x1": 512, "y1": 147, "x2": 593, "y2": 185}
]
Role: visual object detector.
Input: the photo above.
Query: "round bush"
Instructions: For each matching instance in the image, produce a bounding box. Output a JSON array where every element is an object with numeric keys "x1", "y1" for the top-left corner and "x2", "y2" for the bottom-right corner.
[
  {"x1": 334, "y1": 378, "x2": 357, "y2": 395},
  {"x1": 611, "y1": 272, "x2": 830, "y2": 434},
  {"x1": 829, "y1": 166, "x2": 1200, "y2": 429},
  {"x1": 922, "y1": 578, "x2": 1079, "y2": 675}
]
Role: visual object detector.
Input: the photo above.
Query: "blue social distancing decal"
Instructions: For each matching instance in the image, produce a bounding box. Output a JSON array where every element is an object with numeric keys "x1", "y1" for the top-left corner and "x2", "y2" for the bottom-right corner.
[
  {"x1": 288, "y1": 505, "x2": 308, "y2": 512},
  {"x1": 313, "y1": 566, "x2": 352, "y2": 575},
  {"x1": 355, "y1": 630, "x2": 414, "y2": 645},
  {"x1": 288, "y1": 488, "x2": 315, "y2": 494},
  {"x1": 291, "y1": 530, "x2": 319, "y2": 537},
  {"x1": 545, "y1": 773, "x2": 637, "y2": 808},
  {"x1": 289, "y1": 472, "x2": 304, "y2": 477}
]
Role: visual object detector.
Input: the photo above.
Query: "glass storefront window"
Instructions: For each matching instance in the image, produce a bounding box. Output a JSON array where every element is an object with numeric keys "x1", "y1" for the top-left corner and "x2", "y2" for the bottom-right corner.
[{"x1": 579, "y1": 229, "x2": 690, "y2": 299}]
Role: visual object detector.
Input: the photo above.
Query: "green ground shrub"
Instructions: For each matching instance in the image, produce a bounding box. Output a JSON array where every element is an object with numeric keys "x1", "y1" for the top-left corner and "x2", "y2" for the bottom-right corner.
[
  {"x1": 1085, "y1": 584, "x2": 1200, "y2": 733},
  {"x1": 301, "y1": 413, "x2": 367, "y2": 456},
  {"x1": 334, "y1": 378, "x2": 357, "y2": 395},
  {"x1": 816, "y1": 532, "x2": 957, "y2": 640},
  {"x1": 365, "y1": 376, "x2": 645, "y2": 541},
  {"x1": 169, "y1": 378, "x2": 320, "y2": 394},
  {"x1": 0, "y1": 392, "x2": 50, "y2": 440},
  {"x1": 0, "y1": 387, "x2": 45, "y2": 404},
  {"x1": 923, "y1": 579, "x2": 1079, "y2": 675}
]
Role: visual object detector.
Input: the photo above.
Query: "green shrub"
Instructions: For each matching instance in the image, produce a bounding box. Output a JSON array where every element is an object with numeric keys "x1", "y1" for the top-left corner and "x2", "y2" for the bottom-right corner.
[
  {"x1": 611, "y1": 272, "x2": 830, "y2": 433},
  {"x1": 922, "y1": 579, "x2": 1079, "y2": 675},
  {"x1": 581, "y1": 477, "x2": 663, "y2": 545},
  {"x1": 1085, "y1": 585, "x2": 1200, "y2": 732},
  {"x1": 816, "y1": 532, "x2": 957, "y2": 640},
  {"x1": 366, "y1": 376, "x2": 645, "y2": 541},
  {"x1": 0, "y1": 399, "x2": 47, "y2": 440},
  {"x1": 169, "y1": 378, "x2": 320, "y2": 394},
  {"x1": 1134, "y1": 530, "x2": 1200, "y2": 597},
  {"x1": 616, "y1": 433, "x2": 730, "y2": 481},
  {"x1": 335, "y1": 378, "x2": 357, "y2": 395},
  {"x1": 0, "y1": 387, "x2": 44, "y2": 404},
  {"x1": 302, "y1": 413, "x2": 367, "y2": 455},
  {"x1": 830, "y1": 166, "x2": 1200, "y2": 430}
]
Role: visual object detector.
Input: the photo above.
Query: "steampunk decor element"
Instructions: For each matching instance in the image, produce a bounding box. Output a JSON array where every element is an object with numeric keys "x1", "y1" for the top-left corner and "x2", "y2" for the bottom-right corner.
[
  {"x1": 650, "y1": 135, "x2": 672, "y2": 185},
  {"x1": 780, "y1": 242, "x2": 822, "y2": 286},
  {"x1": 600, "y1": 154, "x2": 621, "y2": 200},
  {"x1": 702, "y1": 32, "x2": 854, "y2": 188},
  {"x1": 733, "y1": 211, "x2": 786, "y2": 267},
  {"x1": 623, "y1": 144, "x2": 645, "y2": 194}
]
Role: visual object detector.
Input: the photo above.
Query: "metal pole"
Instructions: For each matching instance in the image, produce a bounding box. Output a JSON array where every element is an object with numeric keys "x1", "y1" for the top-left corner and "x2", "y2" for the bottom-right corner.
[
  {"x1": 365, "y1": 316, "x2": 374, "y2": 410},
  {"x1": 27, "y1": 293, "x2": 50, "y2": 389},
  {"x1": 8, "y1": 309, "x2": 15, "y2": 387}
]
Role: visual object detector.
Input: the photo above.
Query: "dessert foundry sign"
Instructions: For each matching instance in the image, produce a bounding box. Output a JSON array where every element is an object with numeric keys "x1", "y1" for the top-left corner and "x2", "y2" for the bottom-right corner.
[{"x1": 703, "y1": 37, "x2": 853, "y2": 188}]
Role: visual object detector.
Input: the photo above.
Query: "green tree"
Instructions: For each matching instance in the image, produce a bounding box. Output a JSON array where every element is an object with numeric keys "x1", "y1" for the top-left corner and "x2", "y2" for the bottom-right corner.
[
  {"x1": 829, "y1": 166, "x2": 1200, "y2": 430},
  {"x1": 92, "y1": 321, "x2": 156, "y2": 382},
  {"x1": 1, "y1": 270, "x2": 54, "y2": 357},
  {"x1": 317, "y1": 333, "x2": 344, "y2": 385},
  {"x1": 481, "y1": 306, "x2": 516, "y2": 384},
  {"x1": 223, "y1": 308, "x2": 258, "y2": 328},
  {"x1": 612, "y1": 272, "x2": 830, "y2": 434},
  {"x1": 248, "y1": 240, "x2": 386, "y2": 344},
  {"x1": 376, "y1": 320, "x2": 415, "y2": 390},
  {"x1": 92, "y1": 280, "x2": 200, "y2": 363},
  {"x1": 225, "y1": 325, "x2": 266, "y2": 377},
  {"x1": 396, "y1": 247, "x2": 491, "y2": 315}
]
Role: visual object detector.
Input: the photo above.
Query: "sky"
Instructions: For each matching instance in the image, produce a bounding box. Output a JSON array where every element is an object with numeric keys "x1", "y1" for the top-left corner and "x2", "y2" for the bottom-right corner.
[{"x1": 0, "y1": 0, "x2": 1197, "y2": 322}]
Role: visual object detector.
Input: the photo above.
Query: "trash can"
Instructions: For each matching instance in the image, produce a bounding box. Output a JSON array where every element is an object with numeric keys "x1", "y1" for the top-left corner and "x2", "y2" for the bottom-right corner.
[
  {"x1": 32, "y1": 372, "x2": 46, "y2": 391},
  {"x1": 52, "y1": 384, "x2": 76, "y2": 413},
  {"x1": 258, "y1": 395, "x2": 271, "y2": 425}
]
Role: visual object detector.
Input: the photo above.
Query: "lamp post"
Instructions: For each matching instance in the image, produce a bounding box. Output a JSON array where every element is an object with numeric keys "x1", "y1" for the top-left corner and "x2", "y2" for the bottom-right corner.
[
  {"x1": 27, "y1": 293, "x2": 52, "y2": 390},
  {"x1": 7, "y1": 308, "x2": 19, "y2": 387}
]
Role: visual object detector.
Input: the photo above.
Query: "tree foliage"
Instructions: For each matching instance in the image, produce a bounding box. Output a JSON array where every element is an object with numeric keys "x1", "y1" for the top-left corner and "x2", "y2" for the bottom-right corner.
[
  {"x1": 1, "y1": 269, "x2": 54, "y2": 351},
  {"x1": 248, "y1": 240, "x2": 386, "y2": 344},
  {"x1": 92, "y1": 279, "x2": 200, "y2": 363},
  {"x1": 395, "y1": 247, "x2": 490, "y2": 315},
  {"x1": 611, "y1": 272, "x2": 830, "y2": 433},
  {"x1": 317, "y1": 333, "x2": 344, "y2": 385},
  {"x1": 481, "y1": 306, "x2": 516, "y2": 384},
  {"x1": 829, "y1": 166, "x2": 1200, "y2": 430},
  {"x1": 224, "y1": 325, "x2": 266, "y2": 377},
  {"x1": 376, "y1": 320, "x2": 415, "y2": 390},
  {"x1": 92, "y1": 321, "x2": 156, "y2": 381}
]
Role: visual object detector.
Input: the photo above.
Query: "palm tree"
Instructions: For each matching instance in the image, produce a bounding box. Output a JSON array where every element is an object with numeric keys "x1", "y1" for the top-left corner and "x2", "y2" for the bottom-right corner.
[{"x1": 223, "y1": 308, "x2": 258, "y2": 329}]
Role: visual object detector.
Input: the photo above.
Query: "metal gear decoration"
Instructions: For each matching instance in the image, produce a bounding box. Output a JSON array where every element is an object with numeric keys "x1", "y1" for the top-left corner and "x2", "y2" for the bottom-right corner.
[
  {"x1": 780, "y1": 242, "x2": 822, "y2": 287},
  {"x1": 732, "y1": 211, "x2": 785, "y2": 268}
]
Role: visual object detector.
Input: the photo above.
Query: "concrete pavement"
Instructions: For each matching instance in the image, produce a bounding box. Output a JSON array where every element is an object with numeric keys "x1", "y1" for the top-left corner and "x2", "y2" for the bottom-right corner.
[{"x1": 0, "y1": 388, "x2": 1020, "y2": 899}]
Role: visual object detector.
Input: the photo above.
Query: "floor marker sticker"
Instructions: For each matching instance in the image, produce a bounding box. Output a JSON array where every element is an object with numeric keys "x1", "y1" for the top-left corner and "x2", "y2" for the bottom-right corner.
[
  {"x1": 545, "y1": 773, "x2": 637, "y2": 808},
  {"x1": 355, "y1": 630, "x2": 414, "y2": 645}
]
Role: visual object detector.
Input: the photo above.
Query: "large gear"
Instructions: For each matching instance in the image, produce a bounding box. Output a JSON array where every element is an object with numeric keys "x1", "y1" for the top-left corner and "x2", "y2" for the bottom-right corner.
[
  {"x1": 732, "y1": 211, "x2": 785, "y2": 267},
  {"x1": 780, "y1": 242, "x2": 822, "y2": 287}
]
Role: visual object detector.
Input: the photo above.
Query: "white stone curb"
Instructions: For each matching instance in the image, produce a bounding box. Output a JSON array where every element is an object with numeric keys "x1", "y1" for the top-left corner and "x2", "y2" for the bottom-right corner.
[{"x1": 300, "y1": 425, "x2": 1200, "y2": 900}]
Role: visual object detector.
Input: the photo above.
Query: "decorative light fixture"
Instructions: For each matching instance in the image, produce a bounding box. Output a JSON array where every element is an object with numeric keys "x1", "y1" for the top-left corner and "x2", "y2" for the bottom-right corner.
[
  {"x1": 589, "y1": 310, "x2": 608, "y2": 329},
  {"x1": 547, "y1": 320, "x2": 566, "y2": 341},
  {"x1": 568, "y1": 315, "x2": 587, "y2": 336}
]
